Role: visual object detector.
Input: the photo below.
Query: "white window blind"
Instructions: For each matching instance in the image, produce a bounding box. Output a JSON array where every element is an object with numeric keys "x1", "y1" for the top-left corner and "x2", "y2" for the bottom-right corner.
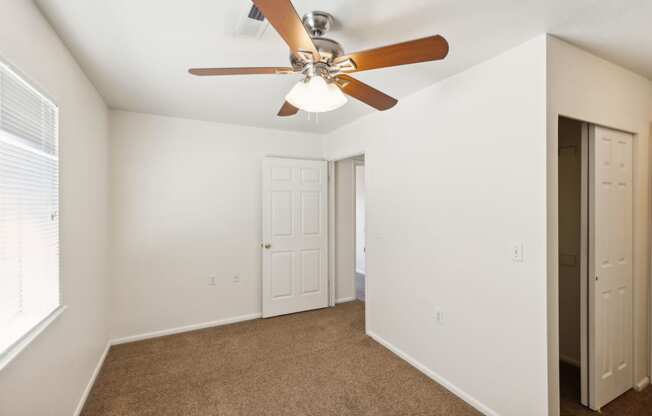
[{"x1": 0, "y1": 62, "x2": 60, "y2": 359}]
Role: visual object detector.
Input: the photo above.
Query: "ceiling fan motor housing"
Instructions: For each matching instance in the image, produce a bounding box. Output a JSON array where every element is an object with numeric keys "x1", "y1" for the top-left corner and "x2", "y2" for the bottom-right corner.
[
  {"x1": 290, "y1": 37, "x2": 344, "y2": 69},
  {"x1": 302, "y1": 11, "x2": 333, "y2": 37},
  {"x1": 290, "y1": 11, "x2": 344, "y2": 71}
]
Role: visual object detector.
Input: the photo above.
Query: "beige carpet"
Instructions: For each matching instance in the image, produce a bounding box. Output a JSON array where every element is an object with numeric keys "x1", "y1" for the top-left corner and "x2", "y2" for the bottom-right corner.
[
  {"x1": 559, "y1": 361, "x2": 652, "y2": 415},
  {"x1": 82, "y1": 302, "x2": 480, "y2": 416}
]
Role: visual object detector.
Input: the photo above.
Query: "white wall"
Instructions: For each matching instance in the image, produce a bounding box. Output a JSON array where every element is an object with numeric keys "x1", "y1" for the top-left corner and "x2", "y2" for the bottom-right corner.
[
  {"x1": 546, "y1": 35, "x2": 652, "y2": 414},
  {"x1": 0, "y1": 1, "x2": 110, "y2": 415},
  {"x1": 323, "y1": 36, "x2": 549, "y2": 416},
  {"x1": 355, "y1": 164, "x2": 366, "y2": 274},
  {"x1": 109, "y1": 111, "x2": 323, "y2": 340},
  {"x1": 334, "y1": 158, "x2": 356, "y2": 302}
]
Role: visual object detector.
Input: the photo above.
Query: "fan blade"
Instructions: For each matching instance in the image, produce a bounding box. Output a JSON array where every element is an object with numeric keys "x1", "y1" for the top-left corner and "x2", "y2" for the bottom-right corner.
[
  {"x1": 278, "y1": 101, "x2": 299, "y2": 117},
  {"x1": 336, "y1": 75, "x2": 397, "y2": 111},
  {"x1": 333, "y1": 35, "x2": 448, "y2": 73},
  {"x1": 252, "y1": 0, "x2": 321, "y2": 61},
  {"x1": 189, "y1": 67, "x2": 293, "y2": 76}
]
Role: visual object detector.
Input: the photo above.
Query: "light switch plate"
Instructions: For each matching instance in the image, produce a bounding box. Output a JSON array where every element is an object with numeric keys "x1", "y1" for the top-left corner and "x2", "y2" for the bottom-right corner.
[{"x1": 512, "y1": 243, "x2": 524, "y2": 262}]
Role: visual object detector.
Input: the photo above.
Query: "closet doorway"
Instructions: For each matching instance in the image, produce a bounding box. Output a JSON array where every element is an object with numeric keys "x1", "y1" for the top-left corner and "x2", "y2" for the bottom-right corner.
[{"x1": 557, "y1": 116, "x2": 634, "y2": 412}]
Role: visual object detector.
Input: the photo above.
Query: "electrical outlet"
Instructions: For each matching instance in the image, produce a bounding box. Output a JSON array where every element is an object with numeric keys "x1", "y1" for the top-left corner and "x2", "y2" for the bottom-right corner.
[
  {"x1": 511, "y1": 243, "x2": 524, "y2": 262},
  {"x1": 435, "y1": 308, "x2": 443, "y2": 325},
  {"x1": 208, "y1": 276, "x2": 217, "y2": 286},
  {"x1": 232, "y1": 275, "x2": 241, "y2": 284}
]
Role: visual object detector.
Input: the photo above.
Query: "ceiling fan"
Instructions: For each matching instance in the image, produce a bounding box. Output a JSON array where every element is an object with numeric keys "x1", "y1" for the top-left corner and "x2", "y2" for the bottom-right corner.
[{"x1": 189, "y1": 0, "x2": 449, "y2": 117}]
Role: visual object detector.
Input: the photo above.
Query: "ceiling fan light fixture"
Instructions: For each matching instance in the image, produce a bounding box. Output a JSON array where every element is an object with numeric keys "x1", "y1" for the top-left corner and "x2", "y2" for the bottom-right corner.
[
  {"x1": 285, "y1": 75, "x2": 347, "y2": 113},
  {"x1": 189, "y1": 2, "x2": 449, "y2": 117}
]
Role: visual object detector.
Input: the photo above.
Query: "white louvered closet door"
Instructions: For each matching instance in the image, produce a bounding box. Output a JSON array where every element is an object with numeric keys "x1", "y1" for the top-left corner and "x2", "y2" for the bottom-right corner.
[{"x1": 0, "y1": 61, "x2": 59, "y2": 355}]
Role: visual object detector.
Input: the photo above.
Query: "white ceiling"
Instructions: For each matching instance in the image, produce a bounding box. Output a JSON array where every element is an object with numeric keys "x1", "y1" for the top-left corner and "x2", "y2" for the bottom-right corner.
[{"x1": 35, "y1": 0, "x2": 652, "y2": 134}]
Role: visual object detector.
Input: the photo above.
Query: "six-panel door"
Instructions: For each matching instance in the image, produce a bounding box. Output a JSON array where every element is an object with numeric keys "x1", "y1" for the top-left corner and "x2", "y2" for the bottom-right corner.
[
  {"x1": 262, "y1": 158, "x2": 328, "y2": 318},
  {"x1": 589, "y1": 126, "x2": 633, "y2": 410}
]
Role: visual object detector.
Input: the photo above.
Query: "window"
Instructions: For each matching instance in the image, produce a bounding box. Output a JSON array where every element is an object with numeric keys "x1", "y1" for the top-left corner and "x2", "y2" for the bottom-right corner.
[{"x1": 0, "y1": 61, "x2": 60, "y2": 363}]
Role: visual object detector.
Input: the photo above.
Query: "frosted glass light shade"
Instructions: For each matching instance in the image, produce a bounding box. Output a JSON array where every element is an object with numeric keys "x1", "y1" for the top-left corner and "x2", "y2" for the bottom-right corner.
[{"x1": 285, "y1": 76, "x2": 347, "y2": 113}]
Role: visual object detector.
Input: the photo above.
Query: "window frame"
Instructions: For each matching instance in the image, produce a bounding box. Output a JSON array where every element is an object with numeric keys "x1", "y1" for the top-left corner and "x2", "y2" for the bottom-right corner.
[{"x1": 0, "y1": 59, "x2": 65, "y2": 371}]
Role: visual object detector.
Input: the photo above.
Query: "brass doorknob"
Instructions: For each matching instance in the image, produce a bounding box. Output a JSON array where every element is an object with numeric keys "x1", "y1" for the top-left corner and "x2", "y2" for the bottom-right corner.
[{"x1": 264, "y1": 243, "x2": 272, "y2": 249}]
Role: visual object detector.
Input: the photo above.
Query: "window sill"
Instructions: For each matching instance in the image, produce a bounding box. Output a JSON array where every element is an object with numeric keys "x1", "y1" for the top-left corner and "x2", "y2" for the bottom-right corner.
[{"x1": 0, "y1": 305, "x2": 67, "y2": 372}]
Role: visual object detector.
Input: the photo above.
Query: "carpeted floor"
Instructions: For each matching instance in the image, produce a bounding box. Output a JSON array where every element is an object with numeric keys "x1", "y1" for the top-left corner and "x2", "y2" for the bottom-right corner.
[
  {"x1": 82, "y1": 301, "x2": 480, "y2": 416},
  {"x1": 559, "y1": 361, "x2": 652, "y2": 415}
]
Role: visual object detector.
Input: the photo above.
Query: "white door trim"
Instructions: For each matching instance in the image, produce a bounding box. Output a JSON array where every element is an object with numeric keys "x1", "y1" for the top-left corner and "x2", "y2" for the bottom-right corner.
[
  {"x1": 328, "y1": 161, "x2": 336, "y2": 307},
  {"x1": 354, "y1": 159, "x2": 365, "y2": 279},
  {"x1": 580, "y1": 122, "x2": 589, "y2": 406}
]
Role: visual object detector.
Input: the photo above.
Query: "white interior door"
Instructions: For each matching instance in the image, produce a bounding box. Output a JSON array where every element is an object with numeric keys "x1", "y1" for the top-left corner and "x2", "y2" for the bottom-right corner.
[
  {"x1": 262, "y1": 157, "x2": 328, "y2": 318},
  {"x1": 588, "y1": 125, "x2": 633, "y2": 410}
]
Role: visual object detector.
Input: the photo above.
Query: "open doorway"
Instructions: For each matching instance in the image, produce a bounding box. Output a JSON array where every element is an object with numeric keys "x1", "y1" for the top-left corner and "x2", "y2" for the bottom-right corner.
[
  {"x1": 558, "y1": 116, "x2": 588, "y2": 412},
  {"x1": 354, "y1": 160, "x2": 365, "y2": 302},
  {"x1": 332, "y1": 155, "x2": 366, "y2": 307},
  {"x1": 558, "y1": 116, "x2": 637, "y2": 413}
]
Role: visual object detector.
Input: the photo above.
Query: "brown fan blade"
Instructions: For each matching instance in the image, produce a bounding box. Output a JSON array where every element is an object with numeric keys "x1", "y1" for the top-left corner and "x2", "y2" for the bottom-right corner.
[
  {"x1": 252, "y1": 0, "x2": 321, "y2": 61},
  {"x1": 278, "y1": 101, "x2": 299, "y2": 117},
  {"x1": 336, "y1": 75, "x2": 397, "y2": 111},
  {"x1": 189, "y1": 67, "x2": 293, "y2": 76},
  {"x1": 333, "y1": 35, "x2": 449, "y2": 73}
]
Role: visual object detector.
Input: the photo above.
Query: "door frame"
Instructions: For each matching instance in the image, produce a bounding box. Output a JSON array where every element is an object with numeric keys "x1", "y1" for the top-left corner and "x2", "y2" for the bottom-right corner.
[
  {"x1": 558, "y1": 119, "x2": 589, "y2": 406},
  {"x1": 353, "y1": 159, "x2": 365, "y2": 280},
  {"x1": 579, "y1": 122, "x2": 589, "y2": 406},
  {"x1": 553, "y1": 117, "x2": 641, "y2": 414},
  {"x1": 327, "y1": 152, "x2": 367, "y2": 314}
]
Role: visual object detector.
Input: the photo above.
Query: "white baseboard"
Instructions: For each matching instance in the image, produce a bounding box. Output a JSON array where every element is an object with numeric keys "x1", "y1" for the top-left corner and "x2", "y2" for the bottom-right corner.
[
  {"x1": 110, "y1": 313, "x2": 262, "y2": 345},
  {"x1": 635, "y1": 377, "x2": 650, "y2": 391},
  {"x1": 367, "y1": 331, "x2": 499, "y2": 416},
  {"x1": 336, "y1": 296, "x2": 356, "y2": 304},
  {"x1": 559, "y1": 354, "x2": 581, "y2": 368},
  {"x1": 73, "y1": 313, "x2": 262, "y2": 414},
  {"x1": 73, "y1": 341, "x2": 111, "y2": 416}
]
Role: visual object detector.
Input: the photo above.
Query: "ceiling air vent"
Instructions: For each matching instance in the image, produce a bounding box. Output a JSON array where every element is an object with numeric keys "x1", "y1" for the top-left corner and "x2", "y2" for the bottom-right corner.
[
  {"x1": 234, "y1": 4, "x2": 269, "y2": 38},
  {"x1": 248, "y1": 5, "x2": 265, "y2": 21}
]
